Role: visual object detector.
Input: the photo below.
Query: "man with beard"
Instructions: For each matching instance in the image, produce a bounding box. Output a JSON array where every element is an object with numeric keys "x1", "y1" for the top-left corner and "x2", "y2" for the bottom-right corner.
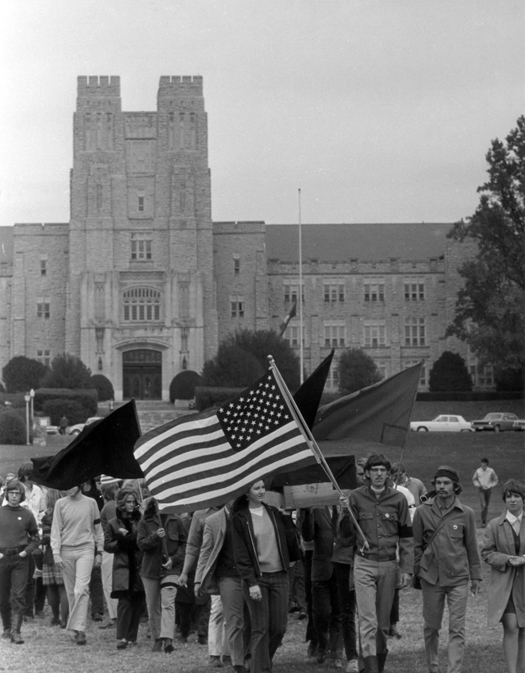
[{"x1": 413, "y1": 466, "x2": 482, "y2": 673}]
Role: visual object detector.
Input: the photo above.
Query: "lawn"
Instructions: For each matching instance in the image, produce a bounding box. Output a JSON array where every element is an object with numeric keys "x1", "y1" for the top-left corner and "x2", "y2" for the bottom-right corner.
[{"x1": 0, "y1": 429, "x2": 523, "y2": 671}]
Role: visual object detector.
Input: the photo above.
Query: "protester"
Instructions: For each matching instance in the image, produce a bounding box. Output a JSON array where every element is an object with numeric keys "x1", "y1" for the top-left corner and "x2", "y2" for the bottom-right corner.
[
  {"x1": 18, "y1": 463, "x2": 46, "y2": 619},
  {"x1": 137, "y1": 498, "x2": 187, "y2": 653},
  {"x1": 50, "y1": 485, "x2": 104, "y2": 645},
  {"x1": 80, "y1": 479, "x2": 105, "y2": 622},
  {"x1": 195, "y1": 501, "x2": 249, "y2": 671},
  {"x1": 99, "y1": 479, "x2": 120, "y2": 629},
  {"x1": 104, "y1": 486, "x2": 144, "y2": 649},
  {"x1": 413, "y1": 465, "x2": 482, "y2": 673},
  {"x1": 0, "y1": 480, "x2": 40, "y2": 644},
  {"x1": 59, "y1": 415, "x2": 69, "y2": 435},
  {"x1": 179, "y1": 505, "x2": 222, "y2": 654},
  {"x1": 481, "y1": 479, "x2": 525, "y2": 673},
  {"x1": 342, "y1": 454, "x2": 413, "y2": 673},
  {"x1": 472, "y1": 458, "x2": 499, "y2": 527},
  {"x1": 41, "y1": 489, "x2": 69, "y2": 628},
  {"x1": 233, "y1": 479, "x2": 301, "y2": 673},
  {"x1": 391, "y1": 462, "x2": 427, "y2": 505}
]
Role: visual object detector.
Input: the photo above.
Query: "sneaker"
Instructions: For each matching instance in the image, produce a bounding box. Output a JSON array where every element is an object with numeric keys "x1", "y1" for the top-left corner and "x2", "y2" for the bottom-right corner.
[
  {"x1": 222, "y1": 655, "x2": 232, "y2": 666},
  {"x1": 298, "y1": 610, "x2": 307, "y2": 620},
  {"x1": 117, "y1": 639, "x2": 128, "y2": 650},
  {"x1": 11, "y1": 632, "x2": 24, "y2": 645},
  {"x1": 152, "y1": 639, "x2": 163, "y2": 652},
  {"x1": 316, "y1": 650, "x2": 327, "y2": 664},
  {"x1": 99, "y1": 618, "x2": 116, "y2": 629},
  {"x1": 76, "y1": 631, "x2": 87, "y2": 645},
  {"x1": 92, "y1": 613, "x2": 104, "y2": 622},
  {"x1": 51, "y1": 617, "x2": 61, "y2": 626},
  {"x1": 2, "y1": 628, "x2": 11, "y2": 640},
  {"x1": 346, "y1": 659, "x2": 359, "y2": 673},
  {"x1": 164, "y1": 638, "x2": 175, "y2": 653},
  {"x1": 330, "y1": 660, "x2": 343, "y2": 669},
  {"x1": 198, "y1": 635, "x2": 208, "y2": 645},
  {"x1": 388, "y1": 625, "x2": 402, "y2": 639},
  {"x1": 209, "y1": 655, "x2": 223, "y2": 667},
  {"x1": 307, "y1": 643, "x2": 318, "y2": 658}
]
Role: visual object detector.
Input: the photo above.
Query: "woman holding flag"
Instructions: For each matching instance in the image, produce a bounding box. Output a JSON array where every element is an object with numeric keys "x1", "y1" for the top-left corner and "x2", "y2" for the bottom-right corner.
[{"x1": 233, "y1": 478, "x2": 301, "y2": 673}]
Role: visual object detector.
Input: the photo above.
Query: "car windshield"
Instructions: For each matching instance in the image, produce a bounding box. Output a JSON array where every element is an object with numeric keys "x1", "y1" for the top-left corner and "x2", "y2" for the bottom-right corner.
[{"x1": 484, "y1": 414, "x2": 501, "y2": 420}]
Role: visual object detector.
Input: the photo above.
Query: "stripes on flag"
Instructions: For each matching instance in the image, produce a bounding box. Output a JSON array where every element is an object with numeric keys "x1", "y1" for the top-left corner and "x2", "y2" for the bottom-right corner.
[{"x1": 134, "y1": 370, "x2": 316, "y2": 512}]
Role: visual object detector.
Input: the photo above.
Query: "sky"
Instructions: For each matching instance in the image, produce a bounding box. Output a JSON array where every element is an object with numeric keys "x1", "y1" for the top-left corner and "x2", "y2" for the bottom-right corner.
[{"x1": 0, "y1": 0, "x2": 523, "y2": 227}]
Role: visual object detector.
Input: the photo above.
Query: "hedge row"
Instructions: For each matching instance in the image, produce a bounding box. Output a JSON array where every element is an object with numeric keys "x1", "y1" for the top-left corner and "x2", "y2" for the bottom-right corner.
[{"x1": 194, "y1": 386, "x2": 245, "y2": 412}]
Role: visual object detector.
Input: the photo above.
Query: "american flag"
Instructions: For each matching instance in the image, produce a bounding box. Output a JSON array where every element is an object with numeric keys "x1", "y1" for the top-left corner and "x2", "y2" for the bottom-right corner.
[{"x1": 134, "y1": 369, "x2": 316, "y2": 512}]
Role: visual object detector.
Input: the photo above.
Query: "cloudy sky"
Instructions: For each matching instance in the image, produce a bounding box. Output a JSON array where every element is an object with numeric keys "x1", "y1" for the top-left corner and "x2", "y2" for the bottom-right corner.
[{"x1": 0, "y1": 0, "x2": 523, "y2": 226}]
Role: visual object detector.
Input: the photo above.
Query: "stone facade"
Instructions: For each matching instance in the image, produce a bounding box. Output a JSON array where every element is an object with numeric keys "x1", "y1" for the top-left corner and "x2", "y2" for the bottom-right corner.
[{"x1": 0, "y1": 76, "x2": 492, "y2": 399}]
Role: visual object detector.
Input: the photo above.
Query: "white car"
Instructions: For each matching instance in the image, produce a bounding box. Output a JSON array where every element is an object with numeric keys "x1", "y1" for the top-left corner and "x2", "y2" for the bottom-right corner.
[
  {"x1": 410, "y1": 415, "x2": 473, "y2": 432},
  {"x1": 67, "y1": 416, "x2": 104, "y2": 436}
]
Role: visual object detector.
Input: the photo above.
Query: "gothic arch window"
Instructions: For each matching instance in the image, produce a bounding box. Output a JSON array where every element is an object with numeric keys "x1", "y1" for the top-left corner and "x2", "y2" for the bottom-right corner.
[{"x1": 122, "y1": 287, "x2": 162, "y2": 322}]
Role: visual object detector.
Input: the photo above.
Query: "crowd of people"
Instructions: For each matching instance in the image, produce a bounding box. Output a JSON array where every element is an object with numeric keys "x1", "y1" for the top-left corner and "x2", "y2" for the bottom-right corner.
[{"x1": 0, "y1": 456, "x2": 523, "y2": 673}]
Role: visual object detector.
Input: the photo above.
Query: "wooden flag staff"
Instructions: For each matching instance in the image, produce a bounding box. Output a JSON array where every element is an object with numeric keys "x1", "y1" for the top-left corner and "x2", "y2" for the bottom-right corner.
[{"x1": 268, "y1": 356, "x2": 370, "y2": 551}]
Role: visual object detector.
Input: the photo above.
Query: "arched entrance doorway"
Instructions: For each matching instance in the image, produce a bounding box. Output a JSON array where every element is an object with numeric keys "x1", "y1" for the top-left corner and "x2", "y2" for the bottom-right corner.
[{"x1": 122, "y1": 349, "x2": 162, "y2": 400}]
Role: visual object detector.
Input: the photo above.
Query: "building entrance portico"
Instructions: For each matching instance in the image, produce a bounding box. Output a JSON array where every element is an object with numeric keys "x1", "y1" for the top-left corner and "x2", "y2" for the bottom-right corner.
[{"x1": 123, "y1": 349, "x2": 162, "y2": 400}]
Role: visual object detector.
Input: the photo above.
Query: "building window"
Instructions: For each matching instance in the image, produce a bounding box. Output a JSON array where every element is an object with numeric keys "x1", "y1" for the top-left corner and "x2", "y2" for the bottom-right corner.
[
  {"x1": 40, "y1": 257, "x2": 47, "y2": 276},
  {"x1": 233, "y1": 254, "x2": 240, "y2": 275},
  {"x1": 404, "y1": 317, "x2": 426, "y2": 346},
  {"x1": 284, "y1": 321, "x2": 306, "y2": 348},
  {"x1": 324, "y1": 279, "x2": 345, "y2": 303},
  {"x1": 470, "y1": 364, "x2": 494, "y2": 388},
  {"x1": 122, "y1": 287, "x2": 161, "y2": 322},
  {"x1": 324, "y1": 321, "x2": 346, "y2": 348},
  {"x1": 231, "y1": 296, "x2": 244, "y2": 318},
  {"x1": 404, "y1": 360, "x2": 427, "y2": 387},
  {"x1": 36, "y1": 349, "x2": 51, "y2": 367},
  {"x1": 363, "y1": 320, "x2": 386, "y2": 347},
  {"x1": 363, "y1": 278, "x2": 385, "y2": 302},
  {"x1": 138, "y1": 196, "x2": 145, "y2": 212},
  {"x1": 327, "y1": 363, "x2": 339, "y2": 391},
  {"x1": 404, "y1": 278, "x2": 425, "y2": 301},
  {"x1": 283, "y1": 279, "x2": 304, "y2": 305},
  {"x1": 36, "y1": 300, "x2": 50, "y2": 319},
  {"x1": 376, "y1": 362, "x2": 388, "y2": 380},
  {"x1": 130, "y1": 232, "x2": 152, "y2": 261}
]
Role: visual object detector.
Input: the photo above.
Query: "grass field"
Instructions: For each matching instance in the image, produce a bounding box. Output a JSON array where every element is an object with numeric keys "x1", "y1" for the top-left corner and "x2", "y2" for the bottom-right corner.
[{"x1": 0, "y1": 427, "x2": 523, "y2": 671}]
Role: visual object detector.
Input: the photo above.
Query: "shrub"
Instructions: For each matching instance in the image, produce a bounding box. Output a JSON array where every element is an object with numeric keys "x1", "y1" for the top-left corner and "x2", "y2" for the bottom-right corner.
[
  {"x1": 428, "y1": 351, "x2": 473, "y2": 392},
  {"x1": 170, "y1": 371, "x2": 202, "y2": 402},
  {"x1": 2, "y1": 356, "x2": 47, "y2": 393},
  {"x1": 89, "y1": 375, "x2": 114, "y2": 402},
  {"x1": 194, "y1": 386, "x2": 245, "y2": 412},
  {"x1": 41, "y1": 400, "x2": 87, "y2": 426},
  {"x1": 337, "y1": 348, "x2": 382, "y2": 395},
  {"x1": 0, "y1": 409, "x2": 27, "y2": 445},
  {"x1": 34, "y1": 389, "x2": 98, "y2": 416},
  {"x1": 41, "y1": 353, "x2": 92, "y2": 389}
]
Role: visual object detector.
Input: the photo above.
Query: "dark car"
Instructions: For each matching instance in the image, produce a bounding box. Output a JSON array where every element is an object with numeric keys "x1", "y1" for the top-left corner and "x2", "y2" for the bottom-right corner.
[{"x1": 471, "y1": 412, "x2": 521, "y2": 432}]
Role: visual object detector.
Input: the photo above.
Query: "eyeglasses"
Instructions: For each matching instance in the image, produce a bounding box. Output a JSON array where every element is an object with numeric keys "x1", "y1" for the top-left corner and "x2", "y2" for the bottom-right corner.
[{"x1": 369, "y1": 467, "x2": 388, "y2": 474}]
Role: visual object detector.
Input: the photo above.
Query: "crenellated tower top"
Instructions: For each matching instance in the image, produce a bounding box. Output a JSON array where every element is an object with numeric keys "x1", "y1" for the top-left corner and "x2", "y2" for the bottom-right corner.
[{"x1": 76, "y1": 76, "x2": 121, "y2": 111}]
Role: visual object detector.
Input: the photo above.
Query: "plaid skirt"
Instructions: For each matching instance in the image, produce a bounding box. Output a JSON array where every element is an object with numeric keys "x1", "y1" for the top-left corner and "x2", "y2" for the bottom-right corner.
[{"x1": 42, "y1": 563, "x2": 64, "y2": 586}]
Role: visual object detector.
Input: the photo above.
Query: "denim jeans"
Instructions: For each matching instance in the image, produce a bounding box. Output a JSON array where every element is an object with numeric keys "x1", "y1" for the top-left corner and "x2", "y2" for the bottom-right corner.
[
  {"x1": 312, "y1": 573, "x2": 342, "y2": 659},
  {"x1": 243, "y1": 571, "x2": 289, "y2": 673},
  {"x1": 61, "y1": 546, "x2": 95, "y2": 633},
  {"x1": 0, "y1": 555, "x2": 28, "y2": 632}
]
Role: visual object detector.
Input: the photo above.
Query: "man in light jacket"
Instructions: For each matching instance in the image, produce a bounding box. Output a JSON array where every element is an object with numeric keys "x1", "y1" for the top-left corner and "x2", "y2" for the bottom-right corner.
[{"x1": 413, "y1": 466, "x2": 482, "y2": 673}]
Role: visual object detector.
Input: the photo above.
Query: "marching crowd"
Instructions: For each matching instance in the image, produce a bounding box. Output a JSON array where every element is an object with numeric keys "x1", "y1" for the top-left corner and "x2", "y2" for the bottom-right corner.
[{"x1": 0, "y1": 455, "x2": 523, "y2": 673}]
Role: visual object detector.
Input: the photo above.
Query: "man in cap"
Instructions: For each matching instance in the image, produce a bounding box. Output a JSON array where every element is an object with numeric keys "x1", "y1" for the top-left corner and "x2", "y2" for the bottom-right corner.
[
  {"x1": 413, "y1": 466, "x2": 482, "y2": 673},
  {"x1": 0, "y1": 480, "x2": 40, "y2": 643}
]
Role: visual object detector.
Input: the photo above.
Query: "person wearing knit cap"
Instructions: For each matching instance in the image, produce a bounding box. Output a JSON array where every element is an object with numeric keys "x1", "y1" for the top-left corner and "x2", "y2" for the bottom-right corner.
[{"x1": 413, "y1": 465, "x2": 482, "y2": 673}]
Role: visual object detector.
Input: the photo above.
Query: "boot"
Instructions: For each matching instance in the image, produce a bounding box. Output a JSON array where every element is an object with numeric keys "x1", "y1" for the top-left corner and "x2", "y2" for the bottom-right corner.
[
  {"x1": 164, "y1": 638, "x2": 175, "y2": 653},
  {"x1": 363, "y1": 656, "x2": 379, "y2": 673},
  {"x1": 377, "y1": 650, "x2": 388, "y2": 672},
  {"x1": 152, "y1": 638, "x2": 163, "y2": 652}
]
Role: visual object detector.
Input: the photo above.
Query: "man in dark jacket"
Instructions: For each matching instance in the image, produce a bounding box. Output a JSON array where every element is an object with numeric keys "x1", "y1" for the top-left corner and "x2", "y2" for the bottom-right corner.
[
  {"x1": 413, "y1": 466, "x2": 482, "y2": 673},
  {"x1": 0, "y1": 480, "x2": 40, "y2": 643}
]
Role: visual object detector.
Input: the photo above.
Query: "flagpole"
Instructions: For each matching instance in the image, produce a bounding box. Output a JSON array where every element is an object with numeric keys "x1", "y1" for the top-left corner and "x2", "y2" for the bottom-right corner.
[
  {"x1": 268, "y1": 356, "x2": 369, "y2": 550},
  {"x1": 298, "y1": 188, "x2": 304, "y2": 384},
  {"x1": 395, "y1": 360, "x2": 423, "y2": 481}
]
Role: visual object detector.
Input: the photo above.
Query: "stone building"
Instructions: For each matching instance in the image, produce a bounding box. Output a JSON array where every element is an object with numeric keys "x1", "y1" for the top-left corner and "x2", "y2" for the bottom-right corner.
[{"x1": 0, "y1": 76, "x2": 492, "y2": 400}]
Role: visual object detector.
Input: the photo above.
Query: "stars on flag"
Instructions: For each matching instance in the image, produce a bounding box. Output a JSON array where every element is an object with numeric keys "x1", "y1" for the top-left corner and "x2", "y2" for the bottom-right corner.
[{"x1": 217, "y1": 373, "x2": 290, "y2": 450}]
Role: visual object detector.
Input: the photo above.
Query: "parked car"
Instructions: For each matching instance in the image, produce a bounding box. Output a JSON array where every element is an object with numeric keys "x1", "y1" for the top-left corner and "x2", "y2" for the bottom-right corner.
[
  {"x1": 410, "y1": 415, "x2": 473, "y2": 432},
  {"x1": 67, "y1": 416, "x2": 104, "y2": 436},
  {"x1": 513, "y1": 419, "x2": 525, "y2": 431},
  {"x1": 46, "y1": 425, "x2": 59, "y2": 435},
  {"x1": 471, "y1": 412, "x2": 522, "y2": 432}
]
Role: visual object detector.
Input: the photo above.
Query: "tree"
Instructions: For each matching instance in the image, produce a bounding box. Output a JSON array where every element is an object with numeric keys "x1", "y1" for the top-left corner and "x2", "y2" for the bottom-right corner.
[
  {"x1": 169, "y1": 371, "x2": 202, "y2": 402},
  {"x1": 428, "y1": 351, "x2": 472, "y2": 392},
  {"x1": 89, "y1": 374, "x2": 114, "y2": 402},
  {"x1": 2, "y1": 356, "x2": 47, "y2": 393},
  {"x1": 447, "y1": 116, "x2": 525, "y2": 372},
  {"x1": 41, "y1": 353, "x2": 92, "y2": 389},
  {"x1": 337, "y1": 348, "x2": 382, "y2": 395},
  {"x1": 201, "y1": 329, "x2": 300, "y2": 390},
  {"x1": 0, "y1": 409, "x2": 27, "y2": 445}
]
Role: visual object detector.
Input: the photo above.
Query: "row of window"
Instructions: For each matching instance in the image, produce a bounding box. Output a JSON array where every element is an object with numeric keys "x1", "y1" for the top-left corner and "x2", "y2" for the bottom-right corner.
[
  {"x1": 285, "y1": 317, "x2": 427, "y2": 348},
  {"x1": 283, "y1": 277, "x2": 427, "y2": 304}
]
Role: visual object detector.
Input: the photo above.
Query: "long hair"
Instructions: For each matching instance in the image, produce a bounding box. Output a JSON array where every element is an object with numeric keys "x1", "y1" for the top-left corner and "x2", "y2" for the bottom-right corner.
[
  {"x1": 502, "y1": 479, "x2": 525, "y2": 502},
  {"x1": 45, "y1": 489, "x2": 63, "y2": 512},
  {"x1": 116, "y1": 486, "x2": 140, "y2": 513}
]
